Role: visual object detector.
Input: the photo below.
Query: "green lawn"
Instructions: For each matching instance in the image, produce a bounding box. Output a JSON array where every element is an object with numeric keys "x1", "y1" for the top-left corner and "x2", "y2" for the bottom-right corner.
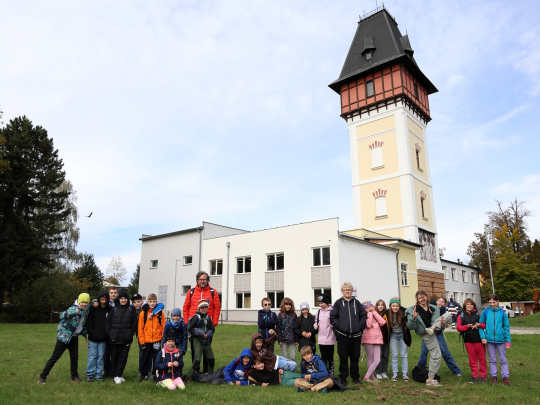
[
  {"x1": 0, "y1": 324, "x2": 539, "y2": 404},
  {"x1": 509, "y1": 312, "x2": 540, "y2": 327}
]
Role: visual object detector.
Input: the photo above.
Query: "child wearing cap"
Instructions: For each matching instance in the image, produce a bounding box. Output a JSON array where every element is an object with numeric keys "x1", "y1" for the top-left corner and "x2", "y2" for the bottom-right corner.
[
  {"x1": 294, "y1": 302, "x2": 317, "y2": 354},
  {"x1": 313, "y1": 293, "x2": 336, "y2": 374},
  {"x1": 186, "y1": 299, "x2": 215, "y2": 379},
  {"x1": 361, "y1": 301, "x2": 386, "y2": 382},
  {"x1": 38, "y1": 293, "x2": 90, "y2": 384},
  {"x1": 386, "y1": 297, "x2": 411, "y2": 381},
  {"x1": 162, "y1": 308, "x2": 187, "y2": 355},
  {"x1": 155, "y1": 330, "x2": 185, "y2": 390}
]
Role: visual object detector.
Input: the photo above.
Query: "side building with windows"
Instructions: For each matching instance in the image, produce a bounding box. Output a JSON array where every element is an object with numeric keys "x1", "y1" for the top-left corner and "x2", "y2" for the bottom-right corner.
[
  {"x1": 138, "y1": 222, "x2": 247, "y2": 314},
  {"x1": 441, "y1": 259, "x2": 482, "y2": 306},
  {"x1": 139, "y1": 217, "x2": 402, "y2": 320}
]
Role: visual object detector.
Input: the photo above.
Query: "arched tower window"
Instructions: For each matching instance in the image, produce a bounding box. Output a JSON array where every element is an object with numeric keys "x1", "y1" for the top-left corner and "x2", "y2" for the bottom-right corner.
[
  {"x1": 415, "y1": 143, "x2": 422, "y2": 170},
  {"x1": 369, "y1": 141, "x2": 384, "y2": 169},
  {"x1": 420, "y1": 190, "x2": 427, "y2": 218},
  {"x1": 373, "y1": 188, "x2": 387, "y2": 217}
]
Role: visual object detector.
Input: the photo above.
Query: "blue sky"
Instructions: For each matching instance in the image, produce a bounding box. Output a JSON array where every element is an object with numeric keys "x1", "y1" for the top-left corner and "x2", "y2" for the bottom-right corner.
[{"x1": 1, "y1": 1, "x2": 539, "y2": 282}]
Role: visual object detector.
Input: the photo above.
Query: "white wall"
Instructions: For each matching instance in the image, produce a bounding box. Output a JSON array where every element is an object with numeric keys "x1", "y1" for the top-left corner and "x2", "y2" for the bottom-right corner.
[
  {"x1": 337, "y1": 235, "x2": 399, "y2": 304},
  {"x1": 139, "y1": 230, "x2": 201, "y2": 312},
  {"x1": 202, "y1": 218, "x2": 340, "y2": 321},
  {"x1": 203, "y1": 222, "x2": 247, "y2": 239}
]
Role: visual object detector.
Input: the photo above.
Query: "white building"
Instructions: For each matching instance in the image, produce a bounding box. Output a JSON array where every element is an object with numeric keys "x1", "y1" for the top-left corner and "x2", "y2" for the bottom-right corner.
[
  {"x1": 139, "y1": 218, "x2": 402, "y2": 321},
  {"x1": 441, "y1": 259, "x2": 482, "y2": 305}
]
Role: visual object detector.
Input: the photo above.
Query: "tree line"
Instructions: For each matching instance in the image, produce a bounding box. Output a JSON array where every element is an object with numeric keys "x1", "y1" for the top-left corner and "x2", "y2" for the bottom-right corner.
[{"x1": 0, "y1": 115, "x2": 139, "y2": 322}]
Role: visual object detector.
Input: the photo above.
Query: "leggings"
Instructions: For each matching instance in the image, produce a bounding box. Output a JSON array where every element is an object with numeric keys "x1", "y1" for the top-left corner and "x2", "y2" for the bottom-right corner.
[
  {"x1": 363, "y1": 344, "x2": 381, "y2": 379},
  {"x1": 160, "y1": 377, "x2": 185, "y2": 390}
]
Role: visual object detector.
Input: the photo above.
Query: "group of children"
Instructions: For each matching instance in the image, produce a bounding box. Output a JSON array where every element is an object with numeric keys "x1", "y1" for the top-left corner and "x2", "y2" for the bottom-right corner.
[{"x1": 38, "y1": 287, "x2": 512, "y2": 390}]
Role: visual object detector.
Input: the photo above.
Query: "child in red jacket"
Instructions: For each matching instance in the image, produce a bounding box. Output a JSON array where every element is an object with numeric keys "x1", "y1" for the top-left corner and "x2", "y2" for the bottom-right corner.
[{"x1": 456, "y1": 298, "x2": 487, "y2": 383}]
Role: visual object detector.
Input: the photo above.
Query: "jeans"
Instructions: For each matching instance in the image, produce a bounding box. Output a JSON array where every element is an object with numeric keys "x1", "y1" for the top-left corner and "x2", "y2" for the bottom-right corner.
[
  {"x1": 417, "y1": 332, "x2": 461, "y2": 375},
  {"x1": 390, "y1": 332, "x2": 408, "y2": 374},
  {"x1": 86, "y1": 341, "x2": 106, "y2": 377},
  {"x1": 277, "y1": 355, "x2": 297, "y2": 372}
]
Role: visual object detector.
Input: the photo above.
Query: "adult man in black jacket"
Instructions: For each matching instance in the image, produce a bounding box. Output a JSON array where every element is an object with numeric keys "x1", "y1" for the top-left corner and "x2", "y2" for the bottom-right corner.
[{"x1": 330, "y1": 282, "x2": 367, "y2": 386}]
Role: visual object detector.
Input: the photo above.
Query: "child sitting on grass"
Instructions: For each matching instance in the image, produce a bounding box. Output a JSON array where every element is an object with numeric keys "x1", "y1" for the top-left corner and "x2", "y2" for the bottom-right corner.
[
  {"x1": 250, "y1": 331, "x2": 297, "y2": 372},
  {"x1": 38, "y1": 293, "x2": 90, "y2": 384},
  {"x1": 294, "y1": 346, "x2": 333, "y2": 393},
  {"x1": 155, "y1": 331, "x2": 185, "y2": 390},
  {"x1": 186, "y1": 299, "x2": 215, "y2": 379}
]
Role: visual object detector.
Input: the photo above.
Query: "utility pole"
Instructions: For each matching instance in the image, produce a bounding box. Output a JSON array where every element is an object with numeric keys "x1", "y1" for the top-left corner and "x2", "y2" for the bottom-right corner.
[{"x1": 485, "y1": 225, "x2": 495, "y2": 294}]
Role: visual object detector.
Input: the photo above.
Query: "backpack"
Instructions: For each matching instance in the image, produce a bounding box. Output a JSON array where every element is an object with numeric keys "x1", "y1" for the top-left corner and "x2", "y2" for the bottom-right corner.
[
  {"x1": 412, "y1": 366, "x2": 440, "y2": 383},
  {"x1": 143, "y1": 307, "x2": 163, "y2": 328},
  {"x1": 190, "y1": 287, "x2": 215, "y2": 299}
]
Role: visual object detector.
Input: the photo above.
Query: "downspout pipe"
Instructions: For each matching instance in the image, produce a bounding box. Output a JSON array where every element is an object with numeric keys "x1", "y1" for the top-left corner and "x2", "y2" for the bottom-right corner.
[
  {"x1": 226, "y1": 241, "x2": 230, "y2": 321},
  {"x1": 197, "y1": 227, "x2": 203, "y2": 272},
  {"x1": 394, "y1": 241, "x2": 404, "y2": 301}
]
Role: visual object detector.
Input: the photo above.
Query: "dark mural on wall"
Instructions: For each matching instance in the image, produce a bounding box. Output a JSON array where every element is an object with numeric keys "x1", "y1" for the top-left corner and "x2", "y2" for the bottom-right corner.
[{"x1": 419, "y1": 228, "x2": 437, "y2": 263}]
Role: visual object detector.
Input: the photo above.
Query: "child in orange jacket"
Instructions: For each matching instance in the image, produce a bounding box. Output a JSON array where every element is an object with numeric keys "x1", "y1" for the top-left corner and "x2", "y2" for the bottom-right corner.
[{"x1": 138, "y1": 294, "x2": 165, "y2": 382}]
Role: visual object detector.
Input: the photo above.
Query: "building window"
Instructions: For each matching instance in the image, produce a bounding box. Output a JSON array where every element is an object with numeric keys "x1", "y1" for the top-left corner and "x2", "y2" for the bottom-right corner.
[
  {"x1": 150, "y1": 260, "x2": 158, "y2": 268},
  {"x1": 158, "y1": 285, "x2": 167, "y2": 307},
  {"x1": 443, "y1": 266, "x2": 448, "y2": 279},
  {"x1": 414, "y1": 82, "x2": 419, "y2": 99},
  {"x1": 237, "y1": 257, "x2": 252, "y2": 273},
  {"x1": 400, "y1": 263, "x2": 409, "y2": 286},
  {"x1": 366, "y1": 80, "x2": 374, "y2": 98},
  {"x1": 184, "y1": 256, "x2": 192, "y2": 265},
  {"x1": 313, "y1": 288, "x2": 332, "y2": 308},
  {"x1": 369, "y1": 140, "x2": 384, "y2": 169},
  {"x1": 236, "y1": 292, "x2": 251, "y2": 309},
  {"x1": 312, "y1": 247, "x2": 330, "y2": 267},
  {"x1": 210, "y1": 259, "x2": 223, "y2": 275},
  {"x1": 266, "y1": 291, "x2": 285, "y2": 309},
  {"x1": 462, "y1": 270, "x2": 467, "y2": 283},
  {"x1": 471, "y1": 272, "x2": 477, "y2": 284},
  {"x1": 416, "y1": 150, "x2": 421, "y2": 169},
  {"x1": 376, "y1": 196, "x2": 387, "y2": 217},
  {"x1": 365, "y1": 51, "x2": 372, "y2": 60},
  {"x1": 451, "y1": 268, "x2": 456, "y2": 281},
  {"x1": 267, "y1": 253, "x2": 284, "y2": 271},
  {"x1": 182, "y1": 285, "x2": 191, "y2": 295}
]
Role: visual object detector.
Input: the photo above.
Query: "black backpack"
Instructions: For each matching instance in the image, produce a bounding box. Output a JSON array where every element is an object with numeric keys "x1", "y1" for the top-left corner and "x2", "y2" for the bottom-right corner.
[{"x1": 412, "y1": 366, "x2": 440, "y2": 383}]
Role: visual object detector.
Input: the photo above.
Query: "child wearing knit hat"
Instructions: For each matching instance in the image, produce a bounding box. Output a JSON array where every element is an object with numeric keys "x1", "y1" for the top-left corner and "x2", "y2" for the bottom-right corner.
[
  {"x1": 161, "y1": 308, "x2": 188, "y2": 355},
  {"x1": 387, "y1": 297, "x2": 412, "y2": 381},
  {"x1": 185, "y1": 299, "x2": 215, "y2": 380},
  {"x1": 155, "y1": 331, "x2": 185, "y2": 390},
  {"x1": 38, "y1": 293, "x2": 91, "y2": 384}
]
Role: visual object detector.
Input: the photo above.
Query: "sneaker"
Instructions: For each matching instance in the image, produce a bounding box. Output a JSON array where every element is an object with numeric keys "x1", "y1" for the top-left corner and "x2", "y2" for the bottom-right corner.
[
  {"x1": 391, "y1": 375, "x2": 398, "y2": 382},
  {"x1": 95, "y1": 376, "x2": 103, "y2": 382},
  {"x1": 102, "y1": 372, "x2": 111, "y2": 379},
  {"x1": 479, "y1": 377, "x2": 487, "y2": 383},
  {"x1": 340, "y1": 378, "x2": 347, "y2": 386},
  {"x1": 296, "y1": 387, "x2": 308, "y2": 392},
  {"x1": 86, "y1": 376, "x2": 94, "y2": 383},
  {"x1": 425, "y1": 328, "x2": 434, "y2": 336},
  {"x1": 352, "y1": 378, "x2": 361, "y2": 385},
  {"x1": 381, "y1": 373, "x2": 389, "y2": 379},
  {"x1": 469, "y1": 377, "x2": 477, "y2": 384},
  {"x1": 455, "y1": 373, "x2": 462, "y2": 377},
  {"x1": 114, "y1": 377, "x2": 123, "y2": 385},
  {"x1": 491, "y1": 376, "x2": 498, "y2": 383},
  {"x1": 38, "y1": 377, "x2": 46, "y2": 384},
  {"x1": 138, "y1": 376, "x2": 148, "y2": 383},
  {"x1": 376, "y1": 374, "x2": 383, "y2": 380},
  {"x1": 403, "y1": 375, "x2": 409, "y2": 381},
  {"x1": 503, "y1": 377, "x2": 510, "y2": 386},
  {"x1": 119, "y1": 377, "x2": 126, "y2": 383},
  {"x1": 426, "y1": 379, "x2": 442, "y2": 387},
  {"x1": 321, "y1": 388, "x2": 328, "y2": 394},
  {"x1": 72, "y1": 376, "x2": 81, "y2": 382}
]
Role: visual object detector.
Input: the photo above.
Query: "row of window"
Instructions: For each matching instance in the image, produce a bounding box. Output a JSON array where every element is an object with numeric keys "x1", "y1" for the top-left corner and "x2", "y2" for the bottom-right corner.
[
  {"x1": 354, "y1": 76, "x2": 420, "y2": 101},
  {"x1": 446, "y1": 291, "x2": 478, "y2": 304},
  {"x1": 374, "y1": 194, "x2": 427, "y2": 220},
  {"x1": 149, "y1": 248, "x2": 331, "y2": 275},
  {"x1": 443, "y1": 266, "x2": 477, "y2": 284},
  {"x1": 370, "y1": 145, "x2": 422, "y2": 171},
  {"x1": 237, "y1": 288, "x2": 332, "y2": 310}
]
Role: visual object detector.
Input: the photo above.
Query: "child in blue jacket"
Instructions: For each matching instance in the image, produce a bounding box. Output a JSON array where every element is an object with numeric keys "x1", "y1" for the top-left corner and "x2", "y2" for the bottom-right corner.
[
  {"x1": 155, "y1": 331, "x2": 185, "y2": 390},
  {"x1": 223, "y1": 348, "x2": 253, "y2": 385},
  {"x1": 294, "y1": 346, "x2": 333, "y2": 393},
  {"x1": 162, "y1": 308, "x2": 187, "y2": 355},
  {"x1": 479, "y1": 293, "x2": 512, "y2": 385},
  {"x1": 258, "y1": 298, "x2": 279, "y2": 352}
]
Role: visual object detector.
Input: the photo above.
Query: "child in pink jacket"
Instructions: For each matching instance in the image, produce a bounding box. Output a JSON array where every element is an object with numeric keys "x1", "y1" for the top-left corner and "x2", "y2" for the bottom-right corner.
[
  {"x1": 361, "y1": 301, "x2": 386, "y2": 382},
  {"x1": 313, "y1": 294, "x2": 336, "y2": 374}
]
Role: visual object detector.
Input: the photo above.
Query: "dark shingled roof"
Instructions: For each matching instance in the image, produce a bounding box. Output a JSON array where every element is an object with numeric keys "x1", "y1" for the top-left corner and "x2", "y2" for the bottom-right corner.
[{"x1": 329, "y1": 8, "x2": 437, "y2": 95}]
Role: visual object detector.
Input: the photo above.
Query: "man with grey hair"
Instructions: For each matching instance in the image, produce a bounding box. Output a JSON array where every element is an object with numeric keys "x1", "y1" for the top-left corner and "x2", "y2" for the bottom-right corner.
[
  {"x1": 330, "y1": 282, "x2": 367, "y2": 386},
  {"x1": 183, "y1": 271, "x2": 221, "y2": 373}
]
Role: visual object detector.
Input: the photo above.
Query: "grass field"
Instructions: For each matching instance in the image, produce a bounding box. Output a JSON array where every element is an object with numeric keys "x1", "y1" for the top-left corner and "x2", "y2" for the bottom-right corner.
[
  {"x1": 509, "y1": 312, "x2": 540, "y2": 327},
  {"x1": 1, "y1": 323, "x2": 539, "y2": 404}
]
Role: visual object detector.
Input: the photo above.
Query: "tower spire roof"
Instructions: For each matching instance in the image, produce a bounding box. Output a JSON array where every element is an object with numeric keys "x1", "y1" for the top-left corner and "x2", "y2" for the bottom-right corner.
[{"x1": 329, "y1": 6, "x2": 437, "y2": 95}]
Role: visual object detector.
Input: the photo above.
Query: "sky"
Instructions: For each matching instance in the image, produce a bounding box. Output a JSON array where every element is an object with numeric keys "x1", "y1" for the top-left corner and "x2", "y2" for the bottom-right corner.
[{"x1": 1, "y1": 0, "x2": 539, "y2": 283}]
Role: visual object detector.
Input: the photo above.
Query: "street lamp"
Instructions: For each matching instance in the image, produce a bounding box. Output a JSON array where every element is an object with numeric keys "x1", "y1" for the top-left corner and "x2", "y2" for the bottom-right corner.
[
  {"x1": 484, "y1": 225, "x2": 495, "y2": 294},
  {"x1": 174, "y1": 259, "x2": 182, "y2": 308}
]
